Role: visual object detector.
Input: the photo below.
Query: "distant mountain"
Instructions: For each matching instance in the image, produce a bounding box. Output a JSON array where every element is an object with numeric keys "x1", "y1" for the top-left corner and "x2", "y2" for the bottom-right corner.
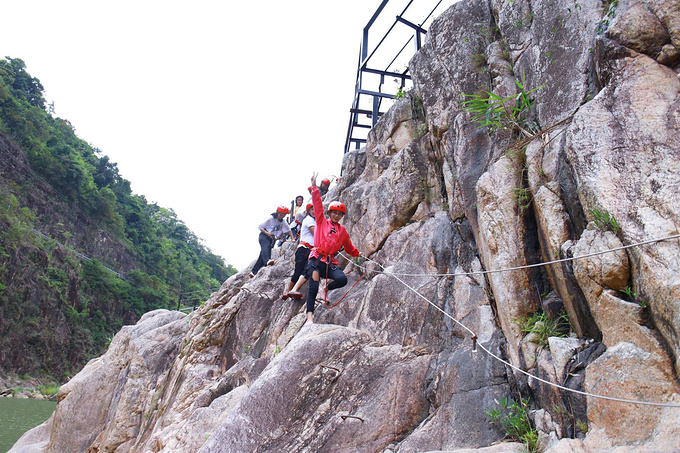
[{"x1": 0, "y1": 57, "x2": 236, "y2": 379}]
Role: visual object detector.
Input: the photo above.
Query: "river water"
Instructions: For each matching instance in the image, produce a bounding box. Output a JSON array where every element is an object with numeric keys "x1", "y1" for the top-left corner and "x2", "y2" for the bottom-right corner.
[{"x1": 0, "y1": 397, "x2": 56, "y2": 452}]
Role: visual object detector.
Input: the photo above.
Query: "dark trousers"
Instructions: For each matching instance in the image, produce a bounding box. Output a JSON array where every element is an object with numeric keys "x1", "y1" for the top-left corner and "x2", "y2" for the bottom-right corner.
[
  {"x1": 291, "y1": 246, "x2": 311, "y2": 283},
  {"x1": 305, "y1": 258, "x2": 347, "y2": 313},
  {"x1": 251, "y1": 232, "x2": 274, "y2": 275}
]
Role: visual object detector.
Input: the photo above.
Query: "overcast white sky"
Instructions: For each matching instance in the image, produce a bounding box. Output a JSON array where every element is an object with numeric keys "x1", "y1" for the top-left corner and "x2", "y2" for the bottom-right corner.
[{"x1": 1, "y1": 0, "x2": 450, "y2": 270}]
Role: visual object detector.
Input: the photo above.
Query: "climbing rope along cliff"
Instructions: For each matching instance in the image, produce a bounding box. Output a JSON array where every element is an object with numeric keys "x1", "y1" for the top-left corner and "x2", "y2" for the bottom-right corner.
[
  {"x1": 356, "y1": 233, "x2": 680, "y2": 277},
  {"x1": 340, "y1": 232, "x2": 680, "y2": 408}
]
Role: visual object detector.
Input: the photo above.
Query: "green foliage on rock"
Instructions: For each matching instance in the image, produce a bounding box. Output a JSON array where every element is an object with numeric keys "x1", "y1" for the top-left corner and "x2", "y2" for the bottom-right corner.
[
  {"x1": 462, "y1": 79, "x2": 542, "y2": 137},
  {"x1": 485, "y1": 397, "x2": 539, "y2": 452},
  {"x1": 0, "y1": 57, "x2": 237, "y2": 380},
  {"x1": 515, "y1": 311, "x2": 570, "y2": 348},
  {"x1": 588, "y1": 208, "x2": 620, "y2": 233}
]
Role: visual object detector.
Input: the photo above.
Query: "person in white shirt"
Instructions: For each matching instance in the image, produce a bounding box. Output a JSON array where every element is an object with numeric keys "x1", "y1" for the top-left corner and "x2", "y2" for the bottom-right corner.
[
  {"x1": 282, "y1": 203, "x2": 315, "y2": 298},
  {"x1": 289, "y1": 196, "x2": 307, "y2": 240},
  {"x1": 249, "y1": 206, "x2": 295, "y2": 277}
]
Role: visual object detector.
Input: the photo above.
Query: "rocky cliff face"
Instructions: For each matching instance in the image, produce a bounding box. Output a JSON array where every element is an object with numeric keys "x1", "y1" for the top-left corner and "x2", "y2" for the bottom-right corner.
[
  {"x1": 12, "y1": 0, "x2": 680, "y2": 451},
  {"x1": 0, "y1": 133, "x2": 137, "y2": 273}
]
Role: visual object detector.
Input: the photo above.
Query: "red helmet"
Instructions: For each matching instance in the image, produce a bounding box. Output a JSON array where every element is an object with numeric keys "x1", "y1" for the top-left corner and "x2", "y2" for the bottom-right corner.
[
  {"x1": 321, "y1": 178, "x2": 331, "y2": 185},
  {"x1": 328, "y1": 201, "x2": 346, "y2": 214},
  {"x1": 306, "y1": 203, "x2": 313, "y2": 211},
  {"x1": 276, "y1": 205, "x2": 290, "y2": 214}
]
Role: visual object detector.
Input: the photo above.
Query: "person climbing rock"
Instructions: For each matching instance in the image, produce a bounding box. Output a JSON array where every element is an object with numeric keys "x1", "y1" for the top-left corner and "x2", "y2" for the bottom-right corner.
[
  {"x1": 303, "y1": 177, "x2": 331, "y2": 202},
  {"x1": 249, "y1": 205, "x2": 295, "y2": 277},
  {"x1": 289, "y1": 174, "x2": 361, "y2": 324},
  {"x1": 289, "y1": 195, "x2": 307, "y2": 240},
  {"x1": 282, "y1": 202, "x2": 315, "y2": 299},
  {"x1": 319, "y1": 177, "x2": 331, "y2": 197},
  {"x1": 291, "y1": 195, "x2": 304, "y2": 217}
]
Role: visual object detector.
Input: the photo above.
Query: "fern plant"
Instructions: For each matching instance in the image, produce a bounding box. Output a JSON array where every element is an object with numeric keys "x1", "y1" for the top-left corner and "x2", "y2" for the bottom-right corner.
[{"x1": 462, "y1": 79, "x2": 542, "y2": 137}]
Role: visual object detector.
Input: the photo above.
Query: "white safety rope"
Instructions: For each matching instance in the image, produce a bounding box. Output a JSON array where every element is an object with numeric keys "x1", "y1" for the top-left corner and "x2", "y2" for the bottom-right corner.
[
  {"x1": 338, "y1": 232, "x2": 680, "y2": 408},
  {"x1": 355, "y1": 233, "x2": 680, "y2": 277}
]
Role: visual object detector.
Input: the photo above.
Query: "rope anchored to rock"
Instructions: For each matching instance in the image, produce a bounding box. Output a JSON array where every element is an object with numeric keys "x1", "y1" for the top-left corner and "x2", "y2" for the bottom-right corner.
[
  {"x1": 321, "y1": 260, "x2": 364, "y2": 310},
  {"x1": 352, "y1": 232, "x2": 680, "y2": 278},
  {"x1": 338, "y1": 232, "x2": 680, "y2": 408}
]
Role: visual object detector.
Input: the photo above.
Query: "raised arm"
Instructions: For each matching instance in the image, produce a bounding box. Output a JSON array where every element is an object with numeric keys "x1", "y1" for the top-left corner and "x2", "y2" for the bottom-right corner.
[{"x1": 311, "y1": 184, "x2": 325, "y2": 225}]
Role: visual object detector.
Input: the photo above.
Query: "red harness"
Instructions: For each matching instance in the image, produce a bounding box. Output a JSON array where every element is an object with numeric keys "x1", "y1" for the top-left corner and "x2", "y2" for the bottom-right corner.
[{"x1": 319, "y1": 259, "x2": 363, "y2": 309}]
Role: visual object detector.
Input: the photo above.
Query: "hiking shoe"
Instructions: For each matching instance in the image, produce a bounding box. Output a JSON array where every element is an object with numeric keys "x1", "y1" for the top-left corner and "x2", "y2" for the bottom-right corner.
[
  {"x1": 281, "y1": 293, "x2": 290, "y2": 300},
  {"x1": 288, "y1": 291, "x2": 303, "y2": 300},
  {"x1": 248, "y1": 272, "x2": 255, "y2": 278},
  {"x1": 267, "y1": 260, "x2": 275, "y2": 266}
]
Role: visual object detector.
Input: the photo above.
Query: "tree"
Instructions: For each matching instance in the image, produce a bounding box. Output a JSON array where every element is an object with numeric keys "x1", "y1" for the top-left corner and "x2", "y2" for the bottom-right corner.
[{"x1": 0, "y1": 60, "x2": 236, "y2": 379}]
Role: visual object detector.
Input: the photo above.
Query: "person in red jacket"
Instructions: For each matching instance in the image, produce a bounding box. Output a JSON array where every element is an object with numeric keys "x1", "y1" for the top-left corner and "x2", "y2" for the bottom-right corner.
[{"x1": 290, "y1": 173, "x2": 361, "y2": 324}]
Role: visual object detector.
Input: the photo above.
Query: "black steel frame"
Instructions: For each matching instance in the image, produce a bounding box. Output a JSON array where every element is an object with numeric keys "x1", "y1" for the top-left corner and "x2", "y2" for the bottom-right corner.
[{"x1": 344, "y1": 0, "x2": 445, "y2": 155}]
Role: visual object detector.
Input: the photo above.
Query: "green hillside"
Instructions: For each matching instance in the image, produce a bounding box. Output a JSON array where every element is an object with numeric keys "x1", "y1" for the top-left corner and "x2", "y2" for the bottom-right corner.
[{"x1": 0, "y1": 57, "x2": 236, "y2": 380}]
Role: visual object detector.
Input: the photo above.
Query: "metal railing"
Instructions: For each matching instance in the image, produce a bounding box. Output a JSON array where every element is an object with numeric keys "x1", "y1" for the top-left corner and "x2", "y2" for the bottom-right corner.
[{"x1": 344, "y1": 0, "x2": 454, "y2": 155}]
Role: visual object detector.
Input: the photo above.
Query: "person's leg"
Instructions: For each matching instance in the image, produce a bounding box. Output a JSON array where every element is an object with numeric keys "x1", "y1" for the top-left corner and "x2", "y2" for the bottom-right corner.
[
  {"x1": 327, "y1": 266, "x2": 348, "y2": 290},
  {"x1": 250, "y1": 256, "x2": 262, "y2": 276},
  {"x1": 291, "y1": 247, "x2": 309, "y2": 284},
  {"x1": 266, "y1": 235, "x2": 276, "y2": 265},
  {"x1": 252, "y1": 233, "x2": 272, "y2": 275},
  {"x1": 305, "y1": 259, "x2": 324, "y2": 323},
  {"x1": 291, "y1": 275, "x2": 307, "y2": 292},
  {"x1": 306, "y1": 269, "x2": 320, "y2": 313},
  {"x1": 288, "y1": 250, "x2": 312, "y2": 298},
  {"x1": 283, "y1": 248, "x2": 308, "y2": 299}
]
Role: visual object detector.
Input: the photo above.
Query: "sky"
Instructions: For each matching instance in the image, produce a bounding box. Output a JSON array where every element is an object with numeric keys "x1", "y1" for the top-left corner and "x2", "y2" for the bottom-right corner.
[{"x1": 0, "y1": 0, "x2": 450, "y2": 270}]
